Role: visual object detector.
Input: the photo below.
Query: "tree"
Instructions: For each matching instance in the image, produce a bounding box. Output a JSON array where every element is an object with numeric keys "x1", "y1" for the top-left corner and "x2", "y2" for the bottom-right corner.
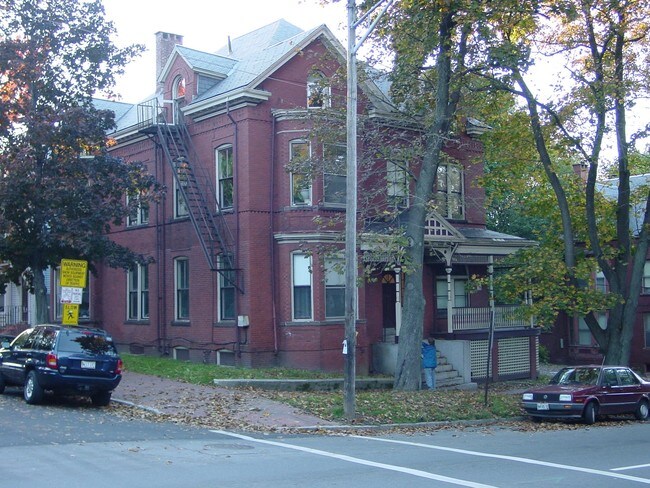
[
  {"x1": 486, "y1": 0, "x2": 650, "y2": 364},
  {"x1": 0, "y1": 0, "x2": 157, "y2": 323}
]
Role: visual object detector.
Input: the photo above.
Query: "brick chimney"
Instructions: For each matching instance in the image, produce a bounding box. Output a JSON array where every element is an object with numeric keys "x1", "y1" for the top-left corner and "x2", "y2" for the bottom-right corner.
[{"x1": 155, "y1": 32, "x2": 183, "y2": 94}]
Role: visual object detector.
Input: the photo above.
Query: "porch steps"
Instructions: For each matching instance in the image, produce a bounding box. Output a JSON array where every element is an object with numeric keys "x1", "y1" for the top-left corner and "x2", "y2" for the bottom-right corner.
[{"x1": 433, "y1": 354, "x2": 472, "y2": 389}]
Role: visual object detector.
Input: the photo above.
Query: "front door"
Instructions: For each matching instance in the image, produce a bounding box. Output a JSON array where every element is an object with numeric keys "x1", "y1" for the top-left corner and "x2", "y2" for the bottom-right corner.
[{"x1": 382, "y1": 273, "x2": 396, "y2": 342}]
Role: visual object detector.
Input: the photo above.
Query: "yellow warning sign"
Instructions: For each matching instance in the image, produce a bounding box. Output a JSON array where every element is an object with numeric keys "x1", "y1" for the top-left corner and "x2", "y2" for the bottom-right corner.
[
  {"x1": 62, "y1": 303, "x2": 79, "y2": 325},
  {"x1": 60, "y1": 259, "x2": 88, "y2": 288}
]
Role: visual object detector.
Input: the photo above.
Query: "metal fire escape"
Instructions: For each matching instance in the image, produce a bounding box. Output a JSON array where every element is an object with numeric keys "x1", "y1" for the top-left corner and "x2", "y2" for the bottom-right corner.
[{"x1": 137, "y1": 99, "x2": 242, "y2": 293}]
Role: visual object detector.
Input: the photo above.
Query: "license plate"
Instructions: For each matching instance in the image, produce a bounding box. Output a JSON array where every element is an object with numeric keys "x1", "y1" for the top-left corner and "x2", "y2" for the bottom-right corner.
[
  {"x1": 536, "y1": 402, "x2": 549, "y2": 411},
  {"x1": 81, "y1": 361, "x2": 96, "y2": 369}
]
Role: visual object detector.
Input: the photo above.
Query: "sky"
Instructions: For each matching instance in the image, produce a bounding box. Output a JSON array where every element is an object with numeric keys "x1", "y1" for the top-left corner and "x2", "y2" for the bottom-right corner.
[{"x1": 103, "y1": 0, "x2": 348, "y2": 103}]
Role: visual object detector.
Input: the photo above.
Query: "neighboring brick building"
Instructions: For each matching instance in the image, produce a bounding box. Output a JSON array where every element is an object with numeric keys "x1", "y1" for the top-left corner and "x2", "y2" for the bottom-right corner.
[{"x1": 87, "y1": 20, "x2": 537, "y2": 379}]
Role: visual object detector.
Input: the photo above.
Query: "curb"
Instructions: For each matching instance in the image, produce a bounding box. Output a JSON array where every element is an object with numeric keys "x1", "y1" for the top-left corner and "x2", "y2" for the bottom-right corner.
[{"x1": 112, "y1": 397, "x2": 163, "y2": 415}]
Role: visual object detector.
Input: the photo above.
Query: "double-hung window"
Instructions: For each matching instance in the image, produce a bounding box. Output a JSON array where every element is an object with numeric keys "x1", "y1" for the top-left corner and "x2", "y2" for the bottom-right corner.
[
  {"x1": 325, "y1": 258, "x2": 345, "y2": 318},
  {"x1": 174, "y1": 161, "x2": 189, "y2": 218},
  {"x1": 126, "y1": 193, "x2": 149, "y2": 227},
  {"x1": 435, "y1": 278, "x2": 468, "y2": 310},
  {"x1": 218, "y1": 255, "x2": 236, "y2": 321},
  {"x1": 292, "y1": 254, "x2": 312, "y2": 320},
  {"x1": 387, "y1": 161, "x2": 408, "y2": 208},
  {"x1": 175, "y1": 258, "x2": 189, "y2": 321},
  {"x1": 290, "y1": 141, "x2": 312, "y2": 206},
  {"x1": 434, "y1": 163, "x2": 464, "y2": 219},
  {"x1": 127, "y1": 264, "x2": 149, "y2": 320},
  {"x1": 216, "y1": 145, "x2": 234, "y2": 210},
  {"x1": 323, "y1": 144, "x2": 346, "y2": 206},
  {"x1": 307, "y1": 72, "x2": 330, "y2": 109}
]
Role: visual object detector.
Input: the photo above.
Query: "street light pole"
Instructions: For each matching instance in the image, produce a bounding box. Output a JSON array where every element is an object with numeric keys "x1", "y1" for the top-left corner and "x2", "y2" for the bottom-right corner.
[{"x1": 343, "y1": 0, "x2": 395, "y2": 421}]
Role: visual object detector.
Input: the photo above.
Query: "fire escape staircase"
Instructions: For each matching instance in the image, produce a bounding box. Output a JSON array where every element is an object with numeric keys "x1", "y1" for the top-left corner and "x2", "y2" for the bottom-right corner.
[{"x1": 138, "y1": 100, "x2": 242, "y2": 293}]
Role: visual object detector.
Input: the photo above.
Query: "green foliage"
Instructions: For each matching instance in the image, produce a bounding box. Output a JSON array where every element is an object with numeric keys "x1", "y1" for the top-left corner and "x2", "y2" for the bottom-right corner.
[{"x1": 0, "y1": 0, "x2": 157, "y2": 319}]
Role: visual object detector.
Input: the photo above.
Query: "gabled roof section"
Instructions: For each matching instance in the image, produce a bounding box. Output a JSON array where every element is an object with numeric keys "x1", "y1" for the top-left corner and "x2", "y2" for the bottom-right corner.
[
  {"x1": 158, "y1": 46, "x2": 237, "y2": 83},
  {"x1": 215, "y1": 19, "x2": 304, "y2": 59},
  {"x1": 189, "y1": 21, "x2": 338, "y2": 108}
]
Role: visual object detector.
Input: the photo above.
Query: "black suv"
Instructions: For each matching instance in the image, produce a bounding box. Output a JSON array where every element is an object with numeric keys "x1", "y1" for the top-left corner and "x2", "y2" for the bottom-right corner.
[{"x1": 0, "y1": 324, "x2": 122, "y2": 406}]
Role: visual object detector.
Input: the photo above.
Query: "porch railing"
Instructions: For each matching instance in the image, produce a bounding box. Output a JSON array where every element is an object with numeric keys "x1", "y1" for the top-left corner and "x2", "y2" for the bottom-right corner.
[{"x1": 451, "y1": 306, "x2": 532, "y2": 331}]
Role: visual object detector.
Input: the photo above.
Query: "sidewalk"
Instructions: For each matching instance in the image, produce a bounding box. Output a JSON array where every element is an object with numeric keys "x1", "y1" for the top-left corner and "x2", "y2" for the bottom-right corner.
[{"x1": 112, "y1": 371, "x2": 338, "y2": 432}]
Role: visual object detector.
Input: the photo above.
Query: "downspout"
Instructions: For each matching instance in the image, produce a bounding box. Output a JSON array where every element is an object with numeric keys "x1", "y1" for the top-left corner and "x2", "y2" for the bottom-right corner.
[
  {"x1": 270, "y1": 115, "x2": 278, "y2": 355},
  {"x1": 226, "y1": 101, "x2": 241, "y2": 357},
  {"x1": 157, "y1": 139, "x2": 168, "y2": 354}
]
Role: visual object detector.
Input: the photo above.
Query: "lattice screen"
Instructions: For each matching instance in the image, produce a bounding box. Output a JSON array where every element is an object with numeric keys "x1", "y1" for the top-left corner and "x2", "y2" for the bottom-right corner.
[
  {"x1": 470, "y1": 340, "x2": 490, "y2": 379},
  {"x1": 498, "y1": 337, "x2": 530, "y2": 376}
]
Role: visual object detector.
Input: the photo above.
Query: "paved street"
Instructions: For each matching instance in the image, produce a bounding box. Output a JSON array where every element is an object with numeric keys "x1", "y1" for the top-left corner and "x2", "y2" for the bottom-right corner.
[{"x1": 2, "y1": 388, "x2": 650, "y2": 487}]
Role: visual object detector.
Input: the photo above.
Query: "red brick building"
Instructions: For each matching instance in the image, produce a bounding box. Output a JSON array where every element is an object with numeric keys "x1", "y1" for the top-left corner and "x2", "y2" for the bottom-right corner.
[{"x1": 88, "y1": 20, "x2": 537, "y2": 380}]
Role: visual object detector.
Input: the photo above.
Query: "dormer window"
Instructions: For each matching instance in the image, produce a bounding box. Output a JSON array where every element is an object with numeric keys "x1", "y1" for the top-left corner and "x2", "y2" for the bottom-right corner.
[
  {"x1": 174, "y1": 76, "x2": 186, "y2": 99},
  {"x1": 307, "y1": 72, "x2": 330, "y2": 109}
]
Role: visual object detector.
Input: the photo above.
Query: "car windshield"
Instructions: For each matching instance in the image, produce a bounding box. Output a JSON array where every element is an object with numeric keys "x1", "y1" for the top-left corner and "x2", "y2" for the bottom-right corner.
[
  {"x1": 550, "y1": 367, "x2": 600, "y2": 386},
  {"x1": 57, "y1": 330, "x2": 118, "y2": 356}
]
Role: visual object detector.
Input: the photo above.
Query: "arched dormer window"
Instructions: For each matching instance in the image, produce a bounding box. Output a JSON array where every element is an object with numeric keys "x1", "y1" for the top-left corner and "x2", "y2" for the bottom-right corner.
[
  {"x1": 307, "y1": 72, "x2": 330, "y2": 109},
  {"x1": 173, "y1": 76, "x2": 186, "y2": 100}
]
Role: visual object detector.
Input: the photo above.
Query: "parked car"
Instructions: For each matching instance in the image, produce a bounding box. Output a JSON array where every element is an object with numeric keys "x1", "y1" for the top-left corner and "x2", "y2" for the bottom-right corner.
[
  {"x1": 522, "y1": 365, "x2": 650, "y2": 424},
  {"x1": 0, "y1": 324, "x2": 122, "y2": 406}
]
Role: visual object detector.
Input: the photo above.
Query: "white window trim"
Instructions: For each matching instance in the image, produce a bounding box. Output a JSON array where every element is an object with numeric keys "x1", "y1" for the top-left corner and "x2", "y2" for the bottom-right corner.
[
  {"x1": 126, "y1": 194, "x2": 149, "y2": 227},
  {"x1": 216, "y1": 145, "x2": 234, "y2": 210},
  {"x1": 174, "y1": 257, "x2": 190, "y2": 321},
  {"x1": 127, "y1": 264, "x2": 149, "y2": 321},
  {"x1": 325, "y1": 257, "x2": 345, "y2": 318},
  {"x1": 307, "y1": 72, "x2": 331, "y2": 109},
  {"x1": 217, "y1": 255, "x2": 236, "y2": 321},
  {"x1": 291, "y1": 252, "x2": 313, "y2": 321},
  {"x1": 290, "y1": 140, "x2": 312, "y2": 206}
]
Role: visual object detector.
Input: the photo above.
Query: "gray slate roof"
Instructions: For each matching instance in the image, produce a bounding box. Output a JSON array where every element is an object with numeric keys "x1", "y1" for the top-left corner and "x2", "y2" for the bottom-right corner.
[{"x1": 598, "y1": 174, "x2": 650, "y2": 235}]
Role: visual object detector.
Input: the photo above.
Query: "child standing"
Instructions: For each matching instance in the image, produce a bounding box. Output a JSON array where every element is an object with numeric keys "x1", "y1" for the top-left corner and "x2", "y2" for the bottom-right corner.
[{"x1": 421, "y1": 337, "x2": 437, "y2": 390}]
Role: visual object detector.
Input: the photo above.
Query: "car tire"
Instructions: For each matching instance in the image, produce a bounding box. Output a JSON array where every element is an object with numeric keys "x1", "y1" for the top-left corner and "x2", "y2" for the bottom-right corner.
[
  {"x1": 24, "y1": 370, "x2": 44, "y2": 405},
  {"x1": 91, "y1": 391, "x2": 112, "y2": 407},
  {"x1": 634, "y1": 400, "x2": 649, "y2": 421},
  {"x1": 583, "y1": 401, "x2": 597, "y2": 425},
  {"x1": 0, "y1": 374, "x2": 5, "y2": 394}
]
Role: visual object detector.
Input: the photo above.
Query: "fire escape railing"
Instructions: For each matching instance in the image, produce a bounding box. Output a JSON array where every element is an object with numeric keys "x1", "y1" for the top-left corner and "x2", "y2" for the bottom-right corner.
[{"x1": 137, "y1": 98, "x2": 242, "y2": 293}]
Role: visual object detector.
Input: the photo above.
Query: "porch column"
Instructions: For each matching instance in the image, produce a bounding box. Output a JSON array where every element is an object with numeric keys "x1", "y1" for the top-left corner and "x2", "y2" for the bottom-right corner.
[{"x1": 446, "y1": 265, "x2": 453, "y2": 333}]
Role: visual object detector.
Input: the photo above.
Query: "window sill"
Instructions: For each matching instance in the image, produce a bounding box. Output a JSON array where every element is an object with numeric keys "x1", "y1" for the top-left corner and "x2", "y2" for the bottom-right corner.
[
  {"x1": 125, "y1": 319, "x2": 150, "y2": 325},
  {"x1": 214, "y1": 320, "x2": 236, "y2": 327},
  {"x1": 171, "y1": 320, "x2": 191, "y2": 327}
]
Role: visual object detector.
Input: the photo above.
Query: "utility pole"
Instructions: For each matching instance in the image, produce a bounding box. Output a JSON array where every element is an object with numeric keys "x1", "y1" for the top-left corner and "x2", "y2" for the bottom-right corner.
[{"x1": 344, "y1": 0, "x2": 395, "y2": 421}]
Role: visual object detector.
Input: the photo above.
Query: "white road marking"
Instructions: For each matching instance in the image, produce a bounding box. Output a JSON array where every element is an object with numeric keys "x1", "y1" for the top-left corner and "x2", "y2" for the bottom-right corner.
[
  {"x1": 612, "y1": 464, "x2": 650, "y2": 472},
  {"x1": 355, "y1": 436, "x2": 650, "y2": 484},
  {"x1": 212, "y1": 430, "x2": 498, "y2": 487}
]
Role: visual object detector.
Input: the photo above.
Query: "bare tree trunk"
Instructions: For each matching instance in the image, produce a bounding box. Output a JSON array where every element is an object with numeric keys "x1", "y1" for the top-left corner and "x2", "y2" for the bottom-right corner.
[{"x1": 394, "y1": 12, "x2": 456, "y2": 390}]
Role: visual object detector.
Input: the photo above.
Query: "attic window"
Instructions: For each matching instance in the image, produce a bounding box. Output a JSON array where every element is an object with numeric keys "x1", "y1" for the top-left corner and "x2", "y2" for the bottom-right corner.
[
  {"x1": 174, "y1": 76, "x2": 186, "y2": 99},
  {"x1": 307, "y1": 72, "x2": 330, "y2": 109}
]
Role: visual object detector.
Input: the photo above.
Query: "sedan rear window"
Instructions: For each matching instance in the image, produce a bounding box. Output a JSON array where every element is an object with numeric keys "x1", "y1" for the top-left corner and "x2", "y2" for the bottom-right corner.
[{"x1": 57, "y1": 330, "x2": 118, "y2": 356}]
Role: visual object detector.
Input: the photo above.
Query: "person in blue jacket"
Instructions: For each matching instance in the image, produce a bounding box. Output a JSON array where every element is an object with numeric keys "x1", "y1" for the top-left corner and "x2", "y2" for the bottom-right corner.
[{"x1": 421, "y1": 337, "x2": 437, "y2": 390}]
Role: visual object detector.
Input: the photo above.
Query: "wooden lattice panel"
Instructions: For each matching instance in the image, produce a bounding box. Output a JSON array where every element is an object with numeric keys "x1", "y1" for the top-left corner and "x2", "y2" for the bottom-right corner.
[
  {"x1": 424, "y1": 218, "x2": 456, "y2": 239},
  {"x1": 497, "y1": 337, "x2": 530, "y2": 376},
  {"x1": 470, "y1": 340, "x2": 490, "y2": 379}
]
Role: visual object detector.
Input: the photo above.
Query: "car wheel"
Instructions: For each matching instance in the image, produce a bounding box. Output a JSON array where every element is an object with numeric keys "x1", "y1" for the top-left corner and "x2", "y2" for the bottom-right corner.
[
  {"x1": 91, "y1": 391, "x2": 112, "y2": 407},
  {"x1": 0, "y1": 374, "x2": 5, "y2": 394},
  {"x1": 583, "y1": 401, "x2": 597, "y2": 425},
  {"x1": 634, "y1": 400, "x2": 649, "y2": 421},
  {"x1": 24, "y1": 370, "x2": 44, "y2": 405}
]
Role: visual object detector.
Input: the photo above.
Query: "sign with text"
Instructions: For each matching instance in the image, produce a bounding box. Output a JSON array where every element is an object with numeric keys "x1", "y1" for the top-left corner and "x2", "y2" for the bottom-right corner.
[
  {"x1": 60, "y1": 259, "x2": 88, "y2": 288},
  {"x1": 60, "y1": 287, "x2": 83, "y2": 305},
  {"x1": 62, "y1": 303, "x2": 79, "y2": 325}
]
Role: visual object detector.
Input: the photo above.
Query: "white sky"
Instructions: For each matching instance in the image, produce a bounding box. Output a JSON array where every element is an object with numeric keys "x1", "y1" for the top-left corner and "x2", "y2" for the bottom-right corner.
[{"x1": 103, "y1": 0, "x2": 347, "y2": 103}]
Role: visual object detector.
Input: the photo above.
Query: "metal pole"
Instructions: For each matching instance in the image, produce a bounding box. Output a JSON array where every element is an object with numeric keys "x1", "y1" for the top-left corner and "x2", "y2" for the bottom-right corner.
[
  {"x1": 343, "y1": 0, "x2": 358, "y2": 421},
  {"x1": 484, "y1": 256, "x2": 495, "y2": 406}
]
